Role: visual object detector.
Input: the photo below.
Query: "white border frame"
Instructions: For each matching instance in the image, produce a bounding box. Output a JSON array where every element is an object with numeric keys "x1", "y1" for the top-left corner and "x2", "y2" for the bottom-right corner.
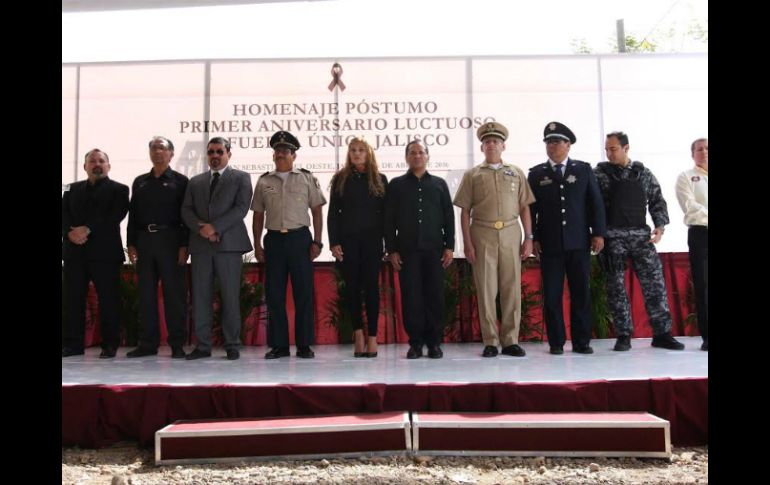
[
  {"x1": 411, "y1": 412, "x2": 671, "y2": 458},
  {"x1": 156, "y1": 412, "x2": 411, "y2": 465}
]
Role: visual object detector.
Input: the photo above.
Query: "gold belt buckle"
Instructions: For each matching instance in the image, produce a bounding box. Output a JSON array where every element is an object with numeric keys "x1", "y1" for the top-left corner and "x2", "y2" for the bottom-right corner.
[
  {"x1": 494, "y1": 221, "x2": 504, "y2": 230},
  {"x1": 280, "y1": 228, "x2": 288, "y2": 233}
]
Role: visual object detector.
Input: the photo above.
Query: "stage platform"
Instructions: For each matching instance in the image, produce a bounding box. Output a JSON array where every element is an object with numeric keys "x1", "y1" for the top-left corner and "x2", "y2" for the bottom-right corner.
[
  {"x1": 62, "y1": 338, "x2": 706, "y2": 385},
  {"x1": 62, "y1": 338, "x2": 708, "y2": 449}
]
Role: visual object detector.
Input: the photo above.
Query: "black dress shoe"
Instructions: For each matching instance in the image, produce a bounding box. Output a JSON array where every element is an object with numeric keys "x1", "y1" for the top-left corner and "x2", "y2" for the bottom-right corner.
[
  {"x1": 651, "y1": 332, "x2": 685, "y2": 350},
  {"x1": 126, "y1": 346, "x2": 158, "y2": 358},
  {"x1": 701, "y1": 340, "x2": 708, "y2": 351},
  {"x1": 265, "y1": 347, "x2": 290, "y2": 359},
  {"x1": 62, "y1": 348, "x2": 84, "y2": 357},
  {"x1": 99, "y1": 347, "x2": 117, "y2": 359},
  {"x1": 573, "y1": 345, "x2": 594, "y2": 354},
  {"x1": 482, "y1": 345, "x2": 498, "y2": 358},
  {"x1": 614, "y1": 335, "x2": 631, "y2": 351},
  {"x1": 354, "y1": 351, "x2": 367, "y2": 358},
  {"x1": 365, "y1": 352, "x2": 378, "y2": 358},
  {"x1": 171, "y1": 347, "x2": 186, "y2": 359},
  {"x1": 186, "y1": 348, "x2": 212, "y2": 360},
  {"x1": 297, "y1": 346, "x2": 315, "y2": 359},
  {"x1": 226, "y1": 349, "x2": 240, "y2": 360},
  {"x1": 501, "y1": 344, "x2": 526, "y2": 357},
  {"x1": 427, "y1": 346, "x2": 443, "y2": 359},
  {"x1": 406, "y1": 346, "x2": 423, "y2": 359},
  {"x1": 550, "y1": 346, "x2": 564, "y2": 355}
]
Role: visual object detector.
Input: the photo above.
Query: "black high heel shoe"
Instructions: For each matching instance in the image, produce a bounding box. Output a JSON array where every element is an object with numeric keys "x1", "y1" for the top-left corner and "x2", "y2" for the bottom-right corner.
[
  {"x1": 353, "y1": 330, "x2": 366, "y2": 358},
  {"x1": 365, "y1": 352, "x2": 377, "y2": 358}
]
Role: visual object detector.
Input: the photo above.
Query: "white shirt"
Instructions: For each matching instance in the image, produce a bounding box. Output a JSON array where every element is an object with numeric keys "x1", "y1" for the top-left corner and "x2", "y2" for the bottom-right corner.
[
  {"x1": 275, "y1": 171, "x2": 290, "y2": 182},
  {"x1": 675, "y1": 165, "x2": 708, "y2": 227},
  {"x1": 210, "y1": 165, "x2": 229, "y2": 185},
  {"x1": 549, "y1": 158, "x2": 567, "y2": 175}
]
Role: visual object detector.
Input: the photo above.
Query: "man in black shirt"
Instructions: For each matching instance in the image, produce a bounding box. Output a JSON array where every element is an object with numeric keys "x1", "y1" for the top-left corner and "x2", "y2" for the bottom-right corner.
[
  {"x1": 384, "y1": 140, "x2": 455, "y2": 359},
  {"x1": 126, "y1": 136, "x2": 190, "y2": 359}
]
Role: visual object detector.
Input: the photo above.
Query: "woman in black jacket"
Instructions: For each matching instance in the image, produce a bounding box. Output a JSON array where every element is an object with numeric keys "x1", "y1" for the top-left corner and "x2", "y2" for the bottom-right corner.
[{"x1": 328, "y1": 137, "x2": 388, "y2": 357}]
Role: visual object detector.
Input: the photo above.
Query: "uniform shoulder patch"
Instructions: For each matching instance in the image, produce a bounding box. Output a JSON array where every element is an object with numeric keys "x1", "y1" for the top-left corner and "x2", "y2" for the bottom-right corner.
[
  {"x1": 259, "y1": 171, "x2": 270, "y2": 178},
  {"x1": 299, "y1": 168, "x2": 311, "y2": 174}
]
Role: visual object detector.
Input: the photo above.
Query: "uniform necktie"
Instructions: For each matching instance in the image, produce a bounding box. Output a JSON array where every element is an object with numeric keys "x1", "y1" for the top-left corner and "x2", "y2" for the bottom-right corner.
[{"x1": 210, "y1": 171, "x2": 220, "y2": 195}]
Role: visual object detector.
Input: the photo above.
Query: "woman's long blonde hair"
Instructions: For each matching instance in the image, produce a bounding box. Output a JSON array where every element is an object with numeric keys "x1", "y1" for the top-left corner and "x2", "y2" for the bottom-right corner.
[{"x1": 331, "y1": 137, "x2": 386, "y2": 197}]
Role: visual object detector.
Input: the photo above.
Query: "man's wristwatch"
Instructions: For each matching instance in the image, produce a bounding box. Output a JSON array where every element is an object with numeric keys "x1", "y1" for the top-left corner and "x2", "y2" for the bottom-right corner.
[{"x1": 311, "y1": 240, "x2": 324, "y2": 249}]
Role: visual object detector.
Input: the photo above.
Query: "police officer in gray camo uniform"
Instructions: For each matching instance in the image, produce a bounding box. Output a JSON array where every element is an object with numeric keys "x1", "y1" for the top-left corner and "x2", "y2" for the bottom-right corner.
[{"x1": 594, "y1": 131, "x2": 684, "y2": 351}]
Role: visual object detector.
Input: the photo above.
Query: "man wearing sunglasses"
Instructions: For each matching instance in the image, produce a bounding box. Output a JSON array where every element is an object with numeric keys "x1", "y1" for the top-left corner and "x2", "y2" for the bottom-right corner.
[
  {"x1": 181, "y1": 137, "x2": 254, "y2": 361},
  {"x1": 251, "y1": 131, "x2": 327, "y2": 360},
  {"x1": 527, "y1": 122, "x2": 606, "y2": 356}
]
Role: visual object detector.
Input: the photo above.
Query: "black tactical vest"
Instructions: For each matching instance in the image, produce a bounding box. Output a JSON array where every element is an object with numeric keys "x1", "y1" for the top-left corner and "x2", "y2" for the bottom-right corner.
[{"x1": 600, "y1": 162, "x2": 647, "y2": 228}]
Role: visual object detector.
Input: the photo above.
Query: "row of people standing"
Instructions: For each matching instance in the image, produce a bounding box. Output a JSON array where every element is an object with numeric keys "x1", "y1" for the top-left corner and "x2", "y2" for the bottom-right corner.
[
  {"x1": 61, "y1": 136, "x2": 254, "y2": 360},
  {"x1": 62, "y1": 125, "x2": 707, "y2": 360}
]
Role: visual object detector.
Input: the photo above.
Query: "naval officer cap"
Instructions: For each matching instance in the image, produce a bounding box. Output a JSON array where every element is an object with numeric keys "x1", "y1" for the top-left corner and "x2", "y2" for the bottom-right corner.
[
  {"x1": 270, "y1": 131, "x2": 301, "y2": 151},
  {"x1": 543, "y1": 121, "x2": 576, "y2": 144},
  {"x1": 477, "y1": 121, "x2": 509, "y2": 142}
]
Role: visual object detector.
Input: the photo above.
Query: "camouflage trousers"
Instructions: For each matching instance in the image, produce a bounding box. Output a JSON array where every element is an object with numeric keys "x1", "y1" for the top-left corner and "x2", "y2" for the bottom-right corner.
[{"x1": 604, "y1": 233, "x2": 672, "y2": 336}]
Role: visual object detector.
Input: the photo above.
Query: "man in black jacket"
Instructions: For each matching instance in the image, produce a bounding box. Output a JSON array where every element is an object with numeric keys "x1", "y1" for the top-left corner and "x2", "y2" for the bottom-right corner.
[
  {"x1": 125, "y1": 136, "x2": 189, "y2": 359},
  {"x1": 62, "y1": 148, "x2": 129, "y2": 358},
  {"x1": 384, "y1": 140, "x2": 455, "y2": 359}
]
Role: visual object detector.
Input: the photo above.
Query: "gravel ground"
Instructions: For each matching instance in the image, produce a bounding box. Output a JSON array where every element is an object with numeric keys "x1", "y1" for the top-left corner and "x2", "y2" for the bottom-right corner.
[{"x1": 62, "y1": 443, "x2": 707, "y2": 484}]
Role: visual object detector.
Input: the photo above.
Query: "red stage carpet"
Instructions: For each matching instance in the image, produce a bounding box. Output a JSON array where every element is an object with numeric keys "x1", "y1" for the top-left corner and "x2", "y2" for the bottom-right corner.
[{"x1": 62, "y1": 377, "x2": 707, "y2": 448}]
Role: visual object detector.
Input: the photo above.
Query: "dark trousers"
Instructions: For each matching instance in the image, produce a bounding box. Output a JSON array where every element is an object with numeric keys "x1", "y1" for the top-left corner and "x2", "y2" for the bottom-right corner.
[
  {"x1": 63, "y1": 259, "x2": 122, "y2": 351},
  {"x1": 540, "y1": 249, "x2": 593, "y2": 347},
  {"x1": 338, "y1": 235, "x2": 382, "y2": 336},
  {"x1": 399, "y1": 248, "x2": 445, "y2": 348},
  {"x1": 605, "y1": 234, "x2": 672, "y2": 336},
  {"x1": 688, "y1": 226, "x2": 708, "y2": 341},
  {"x1": 136, "y1": 231, "x2": 188, "y2": 349},
  {"x1": 265, "y1": 228, "x2": 315, "y2": 348}
]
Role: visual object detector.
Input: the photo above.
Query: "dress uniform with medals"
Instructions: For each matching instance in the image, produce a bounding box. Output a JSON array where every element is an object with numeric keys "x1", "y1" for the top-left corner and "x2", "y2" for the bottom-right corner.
[
  {"x1": 527, "y1": 122, "x2": 606, "y2": 355},
  {"x1": 453, "y1": 122, "x2": 536, "y2": 357},
  {"x1": 251, "y1": 131, "x2": 327, "y2": 359}
]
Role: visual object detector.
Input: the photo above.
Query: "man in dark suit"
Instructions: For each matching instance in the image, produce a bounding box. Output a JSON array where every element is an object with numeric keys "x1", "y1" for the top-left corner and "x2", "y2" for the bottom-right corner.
[
  {"x1": 125, "y1": 136, "x2": 189, "y2": 359},
  {"x1": 181, "y1": 137, "x2": 253, "y2": 361},
  {"x1": 62, "y1": 148, "x2": 130, "y2": 358},
  {"x1": 528, "y1": 122, "x2": 606, "y2": 355}
]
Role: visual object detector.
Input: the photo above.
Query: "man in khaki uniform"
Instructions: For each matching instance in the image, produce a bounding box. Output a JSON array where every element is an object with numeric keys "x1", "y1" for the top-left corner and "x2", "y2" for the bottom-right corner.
[
  {"x1": 251, "y1": 131, "x2": 327, "y2": 359},
  {"x1": 453, "y1": 122, "x2": 535, "y2": 358}
]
